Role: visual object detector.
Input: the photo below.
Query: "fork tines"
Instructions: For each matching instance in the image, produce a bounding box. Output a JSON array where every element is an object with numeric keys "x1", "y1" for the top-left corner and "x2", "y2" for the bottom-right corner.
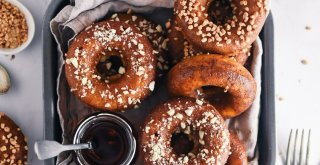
[{"x1": 286, "y1": 129, "x2": 311, "y2": 165}]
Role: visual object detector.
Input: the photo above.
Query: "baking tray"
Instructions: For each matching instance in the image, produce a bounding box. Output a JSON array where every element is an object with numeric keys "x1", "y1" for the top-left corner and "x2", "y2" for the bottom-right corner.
[{"x1": 43, "y1": 0, "x2": 275, "y2": 164}]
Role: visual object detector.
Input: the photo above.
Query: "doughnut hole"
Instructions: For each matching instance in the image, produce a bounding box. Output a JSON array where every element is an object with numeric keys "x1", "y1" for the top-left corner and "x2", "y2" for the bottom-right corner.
[
  {"x1": 170, "y1": 132, "x2": 194, "y2": 155},
  {"x1": 197, "y1": 86, "x2": 232, "y2": 111},
  {"x1": 97, "y1": 51, "x2": 126, "y2": 82},
  {"x1": 208, "y1": 0, "x2": 234, "y2": 25}
]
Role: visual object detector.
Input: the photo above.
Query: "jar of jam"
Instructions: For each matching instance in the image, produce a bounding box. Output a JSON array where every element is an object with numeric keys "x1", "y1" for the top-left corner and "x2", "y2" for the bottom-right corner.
[{"x1": 73, "y1": 113, "x2": 136, "y2": 165}]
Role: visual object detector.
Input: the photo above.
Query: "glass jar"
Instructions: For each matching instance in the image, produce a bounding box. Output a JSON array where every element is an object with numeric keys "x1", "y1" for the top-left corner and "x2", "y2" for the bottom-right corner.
[{"x1": 73, "y1": 113, "x2": 136, "y2": 165}]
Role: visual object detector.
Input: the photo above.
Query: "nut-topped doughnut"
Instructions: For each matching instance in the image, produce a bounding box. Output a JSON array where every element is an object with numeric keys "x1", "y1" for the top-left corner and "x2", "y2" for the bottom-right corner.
[
  {"x1": 168, "y1": 55, "x2": 256, "y2": 118},
  {"x1": 141, "y1": 97, "x2": 230, "y2": 165},
  {"x1": 174, "y1": 0, "x2": 268, "y2": 54},
  {"x1": 65, "y1": 20, "x2": 156, "y2": 111},
  {"x1": 0, "y1": 112, "x2": 28, "y2": 164},
  {"x1": 168, "y1": 17, "x2": 250, "y2": 65},
  {"x1": 109, "y1": 13, "x2": 170, "y2": 77},
  {"x1": 226, "y1": 132, "x2": 248, "y2": 165}
]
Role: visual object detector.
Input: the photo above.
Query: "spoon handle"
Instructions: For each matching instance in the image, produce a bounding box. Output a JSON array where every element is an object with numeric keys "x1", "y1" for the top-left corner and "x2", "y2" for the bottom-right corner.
[
  {"x1": 34, "y1": 140, "x2": 92, "y2": 160},
  {"x1": 64, "y1": 142, "x2": 92, "y2": 151}
]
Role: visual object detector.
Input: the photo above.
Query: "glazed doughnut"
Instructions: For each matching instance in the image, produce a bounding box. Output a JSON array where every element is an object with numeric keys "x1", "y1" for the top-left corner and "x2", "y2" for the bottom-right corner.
[
  {"x1": 168, "y1": 55, "x2": 256, "y2": 118},
  {"x1": 0, "y1": 112, "x2": 28, "y2": 164},
  {"x1": 168, "y1": 17, "x2": 250, "y2": 65},
  {"x1": 141, "y1": 97, "x2": 230, "y2": 164},
  {"x1": 109, "y1": 13, "x2": 170, "y2": 77},
  {"x1": 65, "y1": 20, "x2": 156, "y2": 111},
  {"x1": 174, "y1": 0, "x2": 268, "y2": 54},
  {"x1": 226, "y1": 132, "x2": 248, "y2": 165}
]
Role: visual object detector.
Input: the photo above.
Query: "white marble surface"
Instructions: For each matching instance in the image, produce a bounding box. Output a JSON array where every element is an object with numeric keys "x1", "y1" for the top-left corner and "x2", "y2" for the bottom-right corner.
[
  {"x1": 273, "y1": 0, "x2": 320, "y2": 164},
  {"x1": 1, "y1": 0, "x2": 320, "y2": 164}
]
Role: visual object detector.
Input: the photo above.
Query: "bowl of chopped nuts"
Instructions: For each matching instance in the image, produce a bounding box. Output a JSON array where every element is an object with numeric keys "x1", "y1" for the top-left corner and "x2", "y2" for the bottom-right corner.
[{"x1": 0, "y1": 0, "x2": 35, "y2": 55}]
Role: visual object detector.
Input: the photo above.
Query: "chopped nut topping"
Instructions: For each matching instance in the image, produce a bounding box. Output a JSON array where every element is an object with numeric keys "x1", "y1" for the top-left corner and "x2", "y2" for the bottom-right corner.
[
  {"x1": 118, "y1": 67, "x2": 126, "y2": 74},
  {"x1": 167, "y1": 109, "x2": 175, "y2": 116},
  {"x1": 148, "y1": 81, "x2": 155, "y2": 91},
  {"x1": 196, "y1": 99, "x2": 203, "y2": 105},
  {"x1": 0, "y1": 0, "x2": 28, "y2": 48}
]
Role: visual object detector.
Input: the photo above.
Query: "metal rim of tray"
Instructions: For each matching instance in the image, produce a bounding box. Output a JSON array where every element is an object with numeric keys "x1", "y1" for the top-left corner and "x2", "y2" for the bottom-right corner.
[{"x1": 42, "y1": 0, "x2": 276, "y2": 164}]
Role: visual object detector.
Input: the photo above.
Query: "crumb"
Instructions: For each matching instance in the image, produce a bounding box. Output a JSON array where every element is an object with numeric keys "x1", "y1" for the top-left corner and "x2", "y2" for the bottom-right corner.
[
  {"x1": 277, "y1": 96, "x2": 284, "y2": 101},
  {"x1": 165, "y1": 20, "x2": 171, "y2": 29},
  {"x1": 10, "y1": 55, "x2": 15, "y2": 61},
  {"x1": 300, "y1": 59, "x2": 308, "y2": 65},
  {"x1": 305, "y1": 26, "x2": 311, "y2": 30}
]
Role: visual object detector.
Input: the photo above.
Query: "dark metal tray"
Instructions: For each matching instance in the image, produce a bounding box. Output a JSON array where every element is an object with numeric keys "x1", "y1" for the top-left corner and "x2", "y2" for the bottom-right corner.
[{"x1": 43, "y1": 0, "x2": 275, "y2": 164}]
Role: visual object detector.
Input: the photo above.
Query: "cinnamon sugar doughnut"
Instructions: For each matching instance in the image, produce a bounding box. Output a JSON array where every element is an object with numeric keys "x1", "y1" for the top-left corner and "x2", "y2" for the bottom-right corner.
[
  {"x1": 174, "y1": 0, "x2": 268, "y2": 54},
  {"x1": 226, "y1": 132, "x2": 248, "y2": 165},
  {"x1": 141, "y1": 97, "x2": 230, "y2": 164},
  {"x1": 168, "y1": 17, "x2": 250, "y2": 65},
  {"x1": 109, "y1": 13, "x2": 170, "y2": 77},
  {"x1": 168, "y1": 55, "x2": 256, "y2": 118},
  {"x1": 65, "y1": 21, "x2": 156, "y2": 111},
  {"x1": 0, "y1": 112, "x2": 28, "y2": 164}
]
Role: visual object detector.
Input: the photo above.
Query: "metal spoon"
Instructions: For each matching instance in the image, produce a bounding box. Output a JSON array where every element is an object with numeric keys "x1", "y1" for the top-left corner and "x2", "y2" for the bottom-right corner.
[{"x1": 34, "y1": 140, "x2": 92, "y2": 160}]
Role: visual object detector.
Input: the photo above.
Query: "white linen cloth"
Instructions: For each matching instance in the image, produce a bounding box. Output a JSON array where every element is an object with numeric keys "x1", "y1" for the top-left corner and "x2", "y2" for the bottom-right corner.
[{"x1": 50, "y1": 0, "x2": 263, "y2": 164}]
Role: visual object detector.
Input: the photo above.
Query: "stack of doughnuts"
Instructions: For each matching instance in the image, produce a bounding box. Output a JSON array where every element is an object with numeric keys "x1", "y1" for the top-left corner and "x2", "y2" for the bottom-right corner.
[
  {"x1": 167, "y1": 0, "x2": 268, "y2": 119},
  {"x1": 64, "y1": 0, "x2": 268, "y2": 163},
  {"x1": 142, "y1": 0, "x2": 268, "y2": 164}
]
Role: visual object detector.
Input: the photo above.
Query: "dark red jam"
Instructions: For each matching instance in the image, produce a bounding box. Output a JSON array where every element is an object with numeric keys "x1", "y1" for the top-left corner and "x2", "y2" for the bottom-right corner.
[{"x1": 80, "y1": 122, "x2": 130, "y2": 165}]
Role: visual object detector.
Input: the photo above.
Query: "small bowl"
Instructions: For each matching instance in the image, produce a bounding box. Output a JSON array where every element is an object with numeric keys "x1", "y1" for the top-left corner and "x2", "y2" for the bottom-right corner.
[{"x1": 0, "y1": 0, "x2": 35, "y2": 55}]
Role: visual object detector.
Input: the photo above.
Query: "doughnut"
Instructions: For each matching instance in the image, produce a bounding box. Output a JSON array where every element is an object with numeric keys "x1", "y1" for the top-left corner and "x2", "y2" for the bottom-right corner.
[
  {"x1": 141, "y1": 97, "x2": 230, "y2": 164},
  {"x1": 174, "y1": 0, "x2": 268, "y2": 54},
  {"x1": 226, "y1": 132, "x2": 248, "y2": 165},
  {"x1": 65, "y1": 20, "x2": 156, "y2": 111},
  {"x1": 0, "y1": 112, "x2": 28, "y2": 164},
  {"x1": 168, "y1": 17, "x2": 250, "y2": 65},
  {"x1": 109, "y1": 13, "x2": 170, "y2": 77},
  {"x1": 167, "y1": 55, "x2": 256, "y2": 118}
]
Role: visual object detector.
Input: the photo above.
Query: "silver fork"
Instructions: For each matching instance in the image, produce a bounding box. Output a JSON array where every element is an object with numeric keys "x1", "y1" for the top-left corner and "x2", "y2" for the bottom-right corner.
[{"x1": 286, "y1": 129, "x2": 311, "y2": 165}]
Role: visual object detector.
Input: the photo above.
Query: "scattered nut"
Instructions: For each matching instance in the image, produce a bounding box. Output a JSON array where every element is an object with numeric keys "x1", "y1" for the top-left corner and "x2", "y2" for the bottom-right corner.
[
  {"x1": 10, "y1": 55, "x2": 15, "y2": 61},
  {"x1": 301, "y1": 59, "x2": 308, "y2": 65},
  {"x1": 305, "y1": 26, "x2": 311, "y2": 30},
  {"x1": 277, "y1": 96, "x2": 284, "y2": 101}
]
